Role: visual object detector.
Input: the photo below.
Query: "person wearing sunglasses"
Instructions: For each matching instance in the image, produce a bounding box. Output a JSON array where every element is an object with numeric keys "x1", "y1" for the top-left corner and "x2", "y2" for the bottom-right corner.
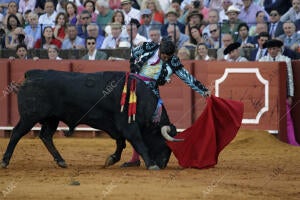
[
  {"x1": 268, "y1": 9, "x2": 283, "y2": 38},
  {"x1": 81, "y1": 36, "x2": 108, "y2": 60}
]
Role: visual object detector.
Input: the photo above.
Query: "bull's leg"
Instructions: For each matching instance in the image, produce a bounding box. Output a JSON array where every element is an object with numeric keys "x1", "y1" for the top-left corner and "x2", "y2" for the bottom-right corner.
[
  {"x1": 122, "y1": 124, "x2": 158, "y2": 170},
  {"x1": 1, "y1": 119, "x2": 36, "y2": 168},
  {"x1": 39, "y1": 119, "x2": 67, "y2": 168},
  {"x1": 105, "y1": 139, "x2": 126, "y2": 167}
]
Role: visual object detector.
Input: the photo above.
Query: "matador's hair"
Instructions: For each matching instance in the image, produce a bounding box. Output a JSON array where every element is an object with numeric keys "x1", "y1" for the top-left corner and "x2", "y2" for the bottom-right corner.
[{"x1": 160, "y1": 36, "x2": 176, "y2": 56}]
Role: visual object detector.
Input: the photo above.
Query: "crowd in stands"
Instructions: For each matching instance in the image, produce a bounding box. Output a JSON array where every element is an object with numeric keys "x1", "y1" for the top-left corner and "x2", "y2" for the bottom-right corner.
[{"x1": 0, "y1": 0, "x2": 300, "y2": 61}]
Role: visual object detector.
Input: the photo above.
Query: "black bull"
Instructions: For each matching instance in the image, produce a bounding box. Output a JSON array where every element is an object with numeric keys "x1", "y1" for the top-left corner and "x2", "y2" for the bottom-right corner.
[{"x1": 1, "y1": 70, "x2": 180, "y2": 170}]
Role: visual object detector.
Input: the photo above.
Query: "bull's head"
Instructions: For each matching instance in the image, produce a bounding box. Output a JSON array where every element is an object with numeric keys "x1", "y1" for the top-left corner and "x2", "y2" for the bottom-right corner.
[{"x1": 143, "y1": 123, "x2": 179, "y2": 169}]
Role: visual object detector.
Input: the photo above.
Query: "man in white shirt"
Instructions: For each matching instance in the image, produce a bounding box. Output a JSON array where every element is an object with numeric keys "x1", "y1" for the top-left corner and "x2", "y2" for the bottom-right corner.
[
  {"x1": 126, "y1": 18, "x2": 147, "y2": 47},
  {"x1": 121, "y1": 0, "x2": 140, "y2": 24},
  {"x1": 101, "y1": 22, "x2": 123, "y2": 49},
  {"x1": 38, "y1": 0, "x2": 57, "y2": 29}
]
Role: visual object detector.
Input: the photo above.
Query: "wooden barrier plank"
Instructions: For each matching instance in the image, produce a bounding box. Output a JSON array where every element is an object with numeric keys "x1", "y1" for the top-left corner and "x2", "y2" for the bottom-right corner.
[
  {"x1": 0, "y1": 60, "x2": 9, "y2": 126},
  {"x1": 291, "y1": 61, "x2": 300, "y2": 143},
  {"x1": 160, "y1": 61, "x2": 194, "y2": 129},
  {"x1": 194, "y1": 61, "x2": 285, "y2": 132}
]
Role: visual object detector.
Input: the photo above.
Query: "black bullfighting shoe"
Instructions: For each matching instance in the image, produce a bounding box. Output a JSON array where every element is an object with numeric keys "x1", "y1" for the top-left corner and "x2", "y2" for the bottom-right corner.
[{"x1": 120, "y1": 160, "x2": 141, "y2": 167}]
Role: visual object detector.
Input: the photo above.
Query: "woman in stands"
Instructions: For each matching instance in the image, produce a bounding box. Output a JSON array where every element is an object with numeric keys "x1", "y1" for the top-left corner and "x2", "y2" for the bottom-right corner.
[
  {"x1": 34, "y1": 26, "x2": 62, "y2": 49},
  {"x1": 104, "y1": 9, "x2": 127, "y2": 36},
  {"x1": 53, "y1": 12, "x2": 68, "y2": 43},
  {"x1": 65, "y1": 2, "x2": 78, "y2": 25}
]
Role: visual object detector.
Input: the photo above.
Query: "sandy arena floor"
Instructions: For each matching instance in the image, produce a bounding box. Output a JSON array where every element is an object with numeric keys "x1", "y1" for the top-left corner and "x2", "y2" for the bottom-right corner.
[{"x1": 0, "y1": 130, "x2": 300, "y2": 200}]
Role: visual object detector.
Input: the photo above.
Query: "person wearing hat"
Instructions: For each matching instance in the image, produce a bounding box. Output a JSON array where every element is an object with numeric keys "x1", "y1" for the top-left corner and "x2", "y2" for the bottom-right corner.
[
  {"x1": 221, "y1": 5, "x2": 245, "y2": 42},
  {"x1": 161, "y1": 7, "x2": 185, "y2": 37},
  {"x1": 120, "y1": 0, "x2": 141, "y2": 24},
  {"x1": 224, "y1": 42, "x2": 248, "y2": 62},
  {"x1": 259, "y1": 39, "x2": 298, "y2": 146},
  {"x1": 184, "y1": 9, "x2": 204, "y2": 35},
  {"x1": 121, "y1": 37, "x2": 210, "y2": 167},
  {"x1": 138, "y1": 8, "x2": 161, "y2": 39}
]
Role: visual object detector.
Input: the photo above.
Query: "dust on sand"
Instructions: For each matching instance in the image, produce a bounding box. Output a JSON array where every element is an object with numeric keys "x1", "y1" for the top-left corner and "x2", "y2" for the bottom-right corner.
[{"x1": 0, "y1": 130, "x2": 300, "y2": 200}]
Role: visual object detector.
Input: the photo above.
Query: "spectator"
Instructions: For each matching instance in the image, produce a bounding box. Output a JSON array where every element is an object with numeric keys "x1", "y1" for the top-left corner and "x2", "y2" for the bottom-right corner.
[
  {"x1": 195, "y1": 42, "x2": 214, "y2": 60},
  {"x1": 24, "y1": 12, "x2": 41, "y2": 46},
  {"x1": 109, "y1": 0, "x2": 121, "y2": 10},
  {"x1": 138, "y1": 9, "x2": 161, "y2": 39},
  {"x1": 121, "y1": 0, "x2": 140, "y2": 24},
  {"x1": 81, "y1": 36, "x2": 108, "y2": 60},
  {"x1": 53, "y1": 12, "x2": 67, "y2": 43},
  {"x1": 209, "y1": 0, "x2": 223, "y2": 11},
  {"x1": 77, "y1": 10, "x2": 92, "y2": 39},
  {"x1": 188, "y1": 25, "x2": 204, "y2": 45},
  {"x1": 9, "y1": 43, "x2": 38, "y2": 60},
  {"x1": 202, "y1": 9, "x2": 220, "y2": 37},
  {"x1": 221, "y1": 5, "x2": 244, "y2": 42},
  {"x1": 280, "y1": 0, "x2": 300, "y2": 22},
  {"x1": 219, "y1": 0, "x2": 233, "y2": 22},
  {"x1": 184, "y1": 9, "x2": 204, "y2": 36},
  {"x1": 55, "y1": 0, "x2": 68, "y2": 13},
  {"x1": 18, "y1": 0, "x2": 36, "y2": 15},
  {"x1": 126, "y1": 18, "x2": 147, "y2": 47},
  {"x1": 238, "y1": 0, "x2": 269, "y2": 25},
  {"x1": 61, "y1": 24, "x2": 85, "y2": 49},
  {"x1": 84, "y1": 0, "x2": 97, "y2": 22},
  {"x1": 236, "y1": 22, "x2": 256, "y2": 48},
  {"x1": 38, "y1": 0, "x2": 57, "y2": 29},
  {"x1": 277, "y1": 21, "x2": 300, "y2": 50},
  {"x1": 224, "y1": 42, "x2": 248, "y2": 61},
  {"x1": 101, "y1": 22, "x2": 122, "y2": 48},
  {"x1": 249, "y1": 10, "x2": 267, "y2": 36},
  {"x1": 177, "y1": 46, "x2": 191, "y2": 60},
  {"x1": 171, "y1": 0, "x2": 184, "y2": 24},
  {"x1": 3, "y1": 1, "x2": 23, "y2": 28},
  {"x1": 65, "y1": 1, "x2": 78, "y2": 25},
  {"x1": 167, "y1": 23, "x2": 190, "y2": 49},
  {"x1": 47, "y1": 44, "x2": 62, "y2": 60},
  {"x1": 5, "y1": 14, "x2": 22, "y2": 48},
  {"x1": 249, "y1": 31, "x2": 269, "y2": 61},
  {"x1": 192, "y1": 0, "x2": 209, "y2": 20},
  {"x1": 268, "y1": 9, "x2": 284, "y2": 38},
  {"x1": 86, "y1": 23, "x2": 105, "y2": 49},
  {"x1": 6, "y1": 26, "x2": 34, "y2": 49},
  {"x1": 96, "y1": 0, "x2": 114, "y2": 29},
  {"x1": 161, "y1": 8, "x2": 185, "y2": 36},
  {"x1": 264, "y1": 0, "x2": 291, "y2": 16},
  {"x1": 34, "y1": 26, "x2": 62, "y2": 49},
  {"x1": 104, "y1": 9, "x2": 127, "y2": 36},
  {"x1": 217, "y1": 33, "x2": 234, "y2": 60},
  {"x1": 206, "y1": 23, "x2": 222, "y2": 48},
  {"x1": 148, "y1": 27, "x2": 161, "y2": 43},
  {"x1": 259, "y1": 39, "x2": 297, "y2": 146},
  {"x1": 140, "y1": 0, "x2": 164, "y2": 24}
]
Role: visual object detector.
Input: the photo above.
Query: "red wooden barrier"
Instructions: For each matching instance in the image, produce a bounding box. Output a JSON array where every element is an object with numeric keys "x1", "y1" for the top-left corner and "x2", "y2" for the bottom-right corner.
[
  {"x1": 0, "y1": 59, "x2": 292, "y2": 143},
  {"x1": 194, "y1": 61, "x2": 287, "y2": 141},
  {"x1": 291, "y1": 61, "x2": 300, "y2": 143}
]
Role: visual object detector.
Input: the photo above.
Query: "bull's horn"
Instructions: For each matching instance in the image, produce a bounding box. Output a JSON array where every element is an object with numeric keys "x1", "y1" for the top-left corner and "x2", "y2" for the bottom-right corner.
[{"x1": 161, "y1": 126, "x2": 184, "y2": 142}]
